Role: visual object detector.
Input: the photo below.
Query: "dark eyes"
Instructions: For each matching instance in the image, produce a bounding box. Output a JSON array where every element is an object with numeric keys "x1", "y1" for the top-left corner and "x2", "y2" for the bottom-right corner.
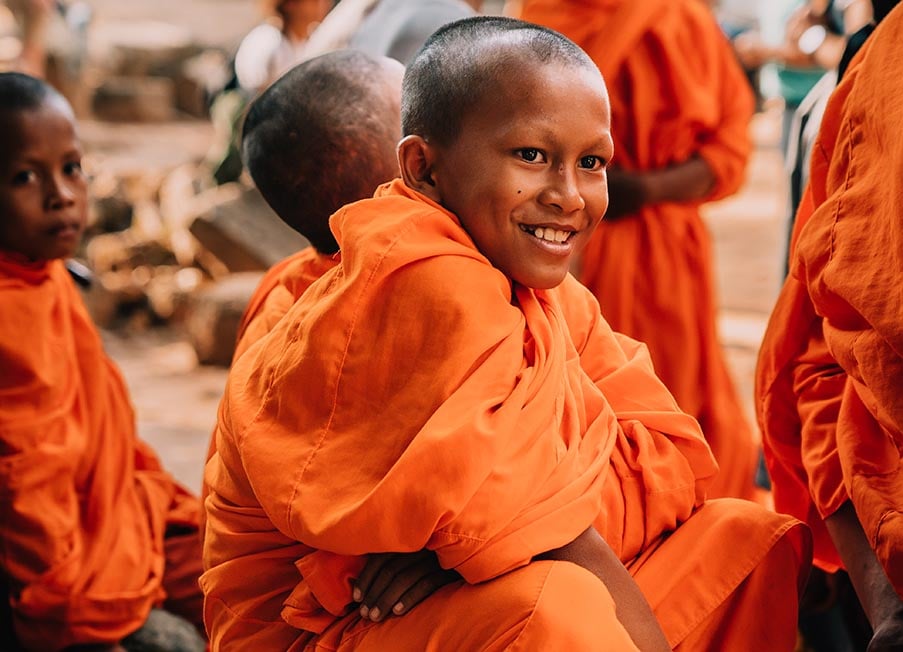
[
  {"x1": 515, "y1": 149, "x2": 606, "y2": 171},
  {"x1": 10, "y1": 161, "x2": 83, "y2": 185},
  {"x1": 579, "y1": 156, "x2": 605, "y2": 171},
  {"x1": 517, "y1": 148, "x2": 544, "y2": 163},
  {"x1": 63, "y1": 161, "x2": 83, "y2": 176},
  {"x1": 12, "y1": 170, "x2": 36, "y2": 186}
]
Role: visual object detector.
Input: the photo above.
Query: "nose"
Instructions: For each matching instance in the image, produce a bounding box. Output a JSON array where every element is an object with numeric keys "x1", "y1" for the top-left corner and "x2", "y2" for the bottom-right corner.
[
  {"x1": 45, "y1": 173, "x2": 77, "y2": 211},
  {"x1": 539, "y1": 164, "x2": 586, "y2": 214}
]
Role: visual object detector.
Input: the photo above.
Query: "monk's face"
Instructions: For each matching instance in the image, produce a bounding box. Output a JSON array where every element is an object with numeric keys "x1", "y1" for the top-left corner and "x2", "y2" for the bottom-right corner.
[
  {"x1": 0, "y1": 100, "x2": 87, "y2": 262},
  {"x1": 429, "y1": 60, "x2": 612, "y2": 289}
]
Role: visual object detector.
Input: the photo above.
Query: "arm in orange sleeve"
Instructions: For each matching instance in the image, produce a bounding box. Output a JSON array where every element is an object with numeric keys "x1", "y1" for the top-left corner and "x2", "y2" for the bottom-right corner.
[
  {"x1": 559, "y1": 276, "x2": 717, "y2": 494},
  {"x1": 693, "y1": 17, "x2": 755, "y2": 202},
  {"x1": 790, "y1": 317, "x2": 849, "y2": 522}
]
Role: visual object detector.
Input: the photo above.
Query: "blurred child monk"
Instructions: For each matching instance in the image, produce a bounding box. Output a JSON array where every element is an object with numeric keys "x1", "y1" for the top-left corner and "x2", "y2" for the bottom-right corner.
[
  {"x1": 233, "y1": 49, "x2": 404, "y2": 361},
  {"x1": 756, "y1": 2, "x2": 903, "y2": 648},
  {"x1": 0, "y1": 72, "x2": 205, "y2": 652},
  {"x1": 512, "y1": 0, "x2": 762, "y2": 500},
  {"x1": 202, "y1": 16, "x2": 810, "y2": 651}
]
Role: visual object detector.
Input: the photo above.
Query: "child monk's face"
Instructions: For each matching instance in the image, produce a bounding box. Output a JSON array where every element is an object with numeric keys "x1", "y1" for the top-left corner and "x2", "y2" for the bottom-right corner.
[
  {"x1": 0, "y1": 99, "x2": 87, "y2": 262},
  {"x1": 430, "y1": 60, "x2": 612, "y2": 290}
]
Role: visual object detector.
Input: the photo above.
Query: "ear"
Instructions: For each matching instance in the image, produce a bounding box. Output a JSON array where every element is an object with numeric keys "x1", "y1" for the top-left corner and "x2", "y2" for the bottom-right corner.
[{"x1": 397, "y1": 135, "x2": 442, "y2": 203}]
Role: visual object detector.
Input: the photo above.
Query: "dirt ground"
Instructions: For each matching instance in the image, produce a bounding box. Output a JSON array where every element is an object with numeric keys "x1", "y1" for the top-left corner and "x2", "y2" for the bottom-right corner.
[{"x1": 67, "y1": 2, "x2": 792, "y2": 493}]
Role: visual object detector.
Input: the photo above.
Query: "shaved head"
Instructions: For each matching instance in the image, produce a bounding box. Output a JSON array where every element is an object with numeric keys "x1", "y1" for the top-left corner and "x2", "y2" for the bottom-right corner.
[
  {"x1": 402, "y1": 16, "x2": 598, "y2": 147},
  {"x1": 0, "y1": 72, "x2": 69, "y2": 116},
  {"x1": 242, "y1": 50, "x2": 403, "y2": 254}
]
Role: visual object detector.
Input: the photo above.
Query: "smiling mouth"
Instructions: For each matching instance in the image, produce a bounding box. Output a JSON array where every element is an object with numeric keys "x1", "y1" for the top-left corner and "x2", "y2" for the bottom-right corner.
[{"x1": 519, "y1": 224, "x2": 576, "y2": 243}]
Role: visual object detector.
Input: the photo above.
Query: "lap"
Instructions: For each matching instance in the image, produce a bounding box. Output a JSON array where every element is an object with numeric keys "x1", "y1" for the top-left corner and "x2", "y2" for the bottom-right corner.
[{"x1": 308, "y1": 560, "x2": 637, "y2": 652}]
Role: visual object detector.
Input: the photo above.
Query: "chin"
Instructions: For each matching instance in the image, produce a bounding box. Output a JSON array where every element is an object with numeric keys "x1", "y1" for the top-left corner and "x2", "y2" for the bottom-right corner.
[{"x1": 516, "y1": 272, "x2": 568, "y2": 290}]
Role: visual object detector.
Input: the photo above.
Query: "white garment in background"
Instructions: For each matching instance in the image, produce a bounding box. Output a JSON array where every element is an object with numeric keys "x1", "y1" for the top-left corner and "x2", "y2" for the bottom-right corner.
[{"x1": 234, "y1": 22, "x2": 306, "y2": 92}]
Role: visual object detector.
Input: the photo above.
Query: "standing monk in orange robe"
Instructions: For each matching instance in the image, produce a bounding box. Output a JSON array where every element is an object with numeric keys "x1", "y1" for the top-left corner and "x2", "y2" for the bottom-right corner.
[
  {"x1": 756, "y1": 2, "x2": 903, "y2": 647},
  {"x1": 203, "y1": 18, "x2": 810, "y2": 651},
  {"x1": 0, "y1": 73, "x2": 205, "y2": 651},
  {"x1": 513, "y1": 0, "x2": 760, "y2": 500}
]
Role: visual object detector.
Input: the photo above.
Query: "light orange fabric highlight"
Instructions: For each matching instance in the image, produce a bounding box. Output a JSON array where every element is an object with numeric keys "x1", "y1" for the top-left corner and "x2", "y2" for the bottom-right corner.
[
  {"x1": 516, "y1": 0, "x2": 759, "y2": 500},
  {"x1": 203, "y1": 180, "x2": 809, "y2": 649},
  {"x1": 757, "y1": 8, "x2": 903, "y2": 591},
  {"x1": 0, "y1": 254, "x2": 203, "y2": 650}
]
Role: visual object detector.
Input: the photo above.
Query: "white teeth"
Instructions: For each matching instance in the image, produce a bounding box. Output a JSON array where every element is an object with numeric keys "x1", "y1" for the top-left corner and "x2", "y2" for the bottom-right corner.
[{"x1": 531, "y1": 227, "x2": 571, "y2": 243}]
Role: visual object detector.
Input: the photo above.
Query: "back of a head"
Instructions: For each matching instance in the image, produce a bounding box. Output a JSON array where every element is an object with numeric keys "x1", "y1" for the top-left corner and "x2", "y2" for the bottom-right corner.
[
  {"x1": 242, "y1": 50, "x2": 402, "y2": 254},
  {"x1": 402, "y1": 16, "x2": 597, "y2": 147}
]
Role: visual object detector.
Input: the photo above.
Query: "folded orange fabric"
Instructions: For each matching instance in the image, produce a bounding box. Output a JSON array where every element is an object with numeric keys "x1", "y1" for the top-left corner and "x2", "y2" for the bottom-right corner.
[
  {"x1": 0, "y1": 253, "x2": 202, "y2": 650},
  {"x1": 757, "y1": 8, "x2": 903, "y2": 589},
  {"x1": 516, "y1": 0, "x2": 759, "y2": 500},
  {"x1": 233, "y1": 247, "x2": 339, "y2": 362},
  {"x1": 203, "y1": 180, "x2": 808, "y2": 649}
]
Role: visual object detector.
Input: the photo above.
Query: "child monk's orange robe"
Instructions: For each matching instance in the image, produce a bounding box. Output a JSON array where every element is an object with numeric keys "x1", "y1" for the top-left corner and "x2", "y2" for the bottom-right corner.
[
  {"x1": 200, "y1": 246, "x2": 338, "y2": 524},
  {"x1": 0, "y1": 253, "x2": 204, "y2": 650},
  {"x1": 757, "y1": 9, "x2": 903, "y2": 591},
  {"x1": 514, "y1": 0, "x2": 759, "y2": 500},
  {"x1": 233, "y1": 247, "x2": 339, "y2": 362},
  {"x1": 203, "y1": 179, "x2": 810, "y2": 650}
]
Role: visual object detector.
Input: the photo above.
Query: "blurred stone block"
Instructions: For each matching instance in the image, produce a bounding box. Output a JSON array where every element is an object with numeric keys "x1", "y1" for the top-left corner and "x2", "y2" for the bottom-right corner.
[
  {"x1": 174, "y1": 50, "x2": 230, "y2": 118},
  {"x1": 92, "y1": 76, "x2": 176, "y2": 123},
  {"x1": 184, "y1": 272, "x2": 264, "y2": 366},
  {"x1": 188, "y1": 185, "x2": 308, "y2": 273}
]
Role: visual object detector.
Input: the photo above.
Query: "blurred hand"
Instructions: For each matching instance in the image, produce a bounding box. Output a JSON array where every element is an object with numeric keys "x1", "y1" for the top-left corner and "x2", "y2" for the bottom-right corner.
[{"x1": 604, "y1": 169, "x2": 649, "y2": 220}]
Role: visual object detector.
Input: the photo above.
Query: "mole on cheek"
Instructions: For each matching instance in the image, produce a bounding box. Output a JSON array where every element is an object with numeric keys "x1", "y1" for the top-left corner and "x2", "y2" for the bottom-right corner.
[{"x1": 517, "y1": 190, "x2": 522, "y2": 194}]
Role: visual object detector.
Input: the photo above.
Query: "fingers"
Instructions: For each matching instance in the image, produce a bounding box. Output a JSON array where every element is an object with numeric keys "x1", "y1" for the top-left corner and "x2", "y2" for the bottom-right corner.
[
  {"x1": 353, "y1": 550, "x2": 459, "y2": 623},
  {"x1": 392, "y1": 568, "x2": 460, "y2": 616},
  {"x1": 357, "y1": 551, "x2": 431, "y2": 621},
  {"x1": 352, "y1": 552, "x2": 394, "y2": 603}
]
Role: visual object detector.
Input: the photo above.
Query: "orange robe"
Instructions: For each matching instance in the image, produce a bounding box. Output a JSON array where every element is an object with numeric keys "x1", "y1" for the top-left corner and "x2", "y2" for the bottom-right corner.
[
  {"x1": 200, "y1": 246, "x2": 339, "y2": 530},
  {"x1": 0, "y1": 253, "x2": 204, "y2": 650},
  {"x1": 515, "y1": 0, "x2": 759, "y2": 500},
  {"x1": 203, "y1": 179, "x2": 809, "y2": 650},
  {"x1": 756, "y1": 8, "x2": 903, "y2": 591},
  {"x1": 233, "y1": 246, "x2": 339, "y2": 362}
]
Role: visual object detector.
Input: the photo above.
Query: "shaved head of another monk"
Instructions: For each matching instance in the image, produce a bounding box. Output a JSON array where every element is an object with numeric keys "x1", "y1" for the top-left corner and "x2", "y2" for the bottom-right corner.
[
  {"x1": 242, "y1": 50, "x2": 404, "y2": 254},
  {"x1": 0, "y1": 72, "x2": 87, "y2": 262},
  {"x1": 398, "y1": 17, "x2": 613, "y2": 290}
]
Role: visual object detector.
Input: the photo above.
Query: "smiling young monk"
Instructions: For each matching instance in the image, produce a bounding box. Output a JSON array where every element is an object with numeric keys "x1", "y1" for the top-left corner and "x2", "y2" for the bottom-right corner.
[
  {"x1": 756, "y1": 2, "x2": 903, "y2": 647},
  {"x1": 512, "y1": 0, "x2": 761, "y2": 501},
  {"x1": 202, "y1": 17, "x2": 810, "y2": 650},
  {"x1": 0, "y1": 72, "x2": 205, "y2": 651}
]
